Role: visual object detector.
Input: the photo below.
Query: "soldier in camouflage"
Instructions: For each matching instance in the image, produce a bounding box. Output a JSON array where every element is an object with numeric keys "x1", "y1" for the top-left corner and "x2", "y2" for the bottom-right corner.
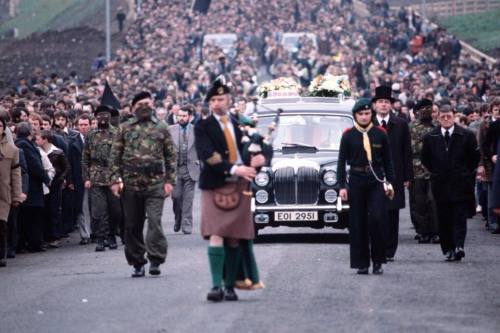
[
  {"x1": 82, "y1": 105, "x2": 122, "y2": 252},
  {"x1": 109, "y1": 91, "x2": 176, "y2": 278},
  {"x1": 409, "y1": 99, "x2": 439, "y2": 244}
]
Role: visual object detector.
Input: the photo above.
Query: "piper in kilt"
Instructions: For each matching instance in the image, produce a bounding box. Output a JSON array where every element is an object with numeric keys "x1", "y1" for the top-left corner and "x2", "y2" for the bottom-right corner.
[{"x1": 194, "y1": 78, "x2": 269, "y2": 302}]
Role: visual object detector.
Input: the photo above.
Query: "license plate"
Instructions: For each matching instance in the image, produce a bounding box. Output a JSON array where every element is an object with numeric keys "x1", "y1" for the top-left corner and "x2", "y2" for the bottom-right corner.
[{"x1": 274, "y1": 211, "x2": 318, "y2": 221}]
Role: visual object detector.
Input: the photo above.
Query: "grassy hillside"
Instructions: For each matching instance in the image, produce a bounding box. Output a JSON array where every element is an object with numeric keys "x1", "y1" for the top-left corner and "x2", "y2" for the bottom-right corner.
[
  {"x1": 438, "y1": 9, "x2": 500, "y2": 53},
  {"x1": 0, "y1": 0, "x2": 104, "y2": 38}
]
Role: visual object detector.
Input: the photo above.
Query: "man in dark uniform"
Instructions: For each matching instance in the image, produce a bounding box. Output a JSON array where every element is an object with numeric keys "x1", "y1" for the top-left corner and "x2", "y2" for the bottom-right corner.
[
  {"x1": 409, "y1": 99, "x2": 439, "y2": 243},
  {"x1": 337, "y1": 98, "x2": 395, "y2": 275},
  {"x1": 109, "y1": 92, "x2": 177, "y2": 277},
  {"x1": 421, "y1": 105, "x2": 479, "y2": 261},
  {"x1": 194, "y1": 78, "x2": 268, "y2": 301},
  {"x1": 82, "y1": 105, "x2": 122, "y2": 252},
  {"x1": 372, "y1": 86, "x2": 413, "y2": 262}
]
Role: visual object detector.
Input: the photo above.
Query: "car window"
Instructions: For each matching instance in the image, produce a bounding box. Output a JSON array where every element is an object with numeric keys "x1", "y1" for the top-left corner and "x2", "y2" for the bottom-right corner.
[{"x1": 257, "y1": 114, "x2": 352, "y2": 150}]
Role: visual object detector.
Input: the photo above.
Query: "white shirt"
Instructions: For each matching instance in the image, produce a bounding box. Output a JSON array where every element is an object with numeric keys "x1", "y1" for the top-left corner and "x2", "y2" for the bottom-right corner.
[
  {"x1": 80, "y1": 133, "x2": 85, "y2": 144},
  {"x1": 213, "y1": 113, "x2": 243, "y2": 174},
  {"x1": 376, "y1": 115, "x2": 390, "y2": 127},
  {"x1": 441, "y1": 126, "x2": 454, "y2": 137}
]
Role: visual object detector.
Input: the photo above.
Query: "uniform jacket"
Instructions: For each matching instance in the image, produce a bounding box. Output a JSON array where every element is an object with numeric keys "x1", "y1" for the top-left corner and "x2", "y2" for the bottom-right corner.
[
  {"x1": 421, "y1": 125, "x2": 480, "y2": 203},
  {"x1": 82, "y1": 125, "x2": 117, "y2": 186},
  {"x1": 168, "y1": 123, "x2": 200, "y2": 182},
  {"x1": 194, "y1": 114, "x2": 244, "y2": 190},
  {"x1": 409, "y1": 121, "x2": 434, "y2": 179},
  {"x1": 0, "y1": 135, "x2": 22, "y2": 221},
  {"x1": 110, "y1": 117, "x2": 177, "y2": 190},
  {"x1": 373, "y1": 114, "x2": 413, "y2": 209},
  {"x1": 15, "y1": 137, "x2": 50, "y2": 207}
]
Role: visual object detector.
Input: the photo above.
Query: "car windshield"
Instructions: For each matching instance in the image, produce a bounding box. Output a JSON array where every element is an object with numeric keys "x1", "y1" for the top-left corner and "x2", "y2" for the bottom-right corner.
[{"x1": 257, "y1": 113, "x2": 352, "y2": 151}]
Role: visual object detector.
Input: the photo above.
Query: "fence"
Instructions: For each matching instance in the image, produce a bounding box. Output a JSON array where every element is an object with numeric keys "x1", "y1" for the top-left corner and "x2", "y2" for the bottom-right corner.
[{"x1": 392, "y1": 0, "x2": 500, "y2": 17}]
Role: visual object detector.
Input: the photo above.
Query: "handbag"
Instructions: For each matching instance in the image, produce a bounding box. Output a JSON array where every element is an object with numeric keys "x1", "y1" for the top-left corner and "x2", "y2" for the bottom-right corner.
[{"x1": 213, "y1": 182, "x2": 242, "y2": 210}]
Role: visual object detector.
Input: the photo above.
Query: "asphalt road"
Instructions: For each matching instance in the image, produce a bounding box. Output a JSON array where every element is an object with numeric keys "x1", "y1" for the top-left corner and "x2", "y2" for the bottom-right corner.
[{"x1": 1, "y1": 191, "x2": 499, "y2": 333}]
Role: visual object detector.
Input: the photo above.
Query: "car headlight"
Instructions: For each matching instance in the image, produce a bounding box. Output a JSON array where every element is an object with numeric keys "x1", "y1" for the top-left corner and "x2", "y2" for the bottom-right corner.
[
  {"x1": 323, "y1": 170, "x2": 337, "y2": 186},
  {"x1": 255, "y1": 172, "x2": 270, "y2": 187},
  {"x1": 324, "y1": 189, "x2": 338, "y2": 203},
  {"x1": 255, "y1": 190, "x2": 268, "y2": 204}
]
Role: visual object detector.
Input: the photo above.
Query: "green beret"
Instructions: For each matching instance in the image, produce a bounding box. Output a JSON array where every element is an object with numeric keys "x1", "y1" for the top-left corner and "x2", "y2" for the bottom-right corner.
[{"x1": 352, "y1": 98, "x2": 372, "y2": 115}]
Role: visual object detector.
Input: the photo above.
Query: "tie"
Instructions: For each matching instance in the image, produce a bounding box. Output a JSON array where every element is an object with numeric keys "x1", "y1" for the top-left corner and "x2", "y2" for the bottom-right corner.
[
  {"x1": 381, "y1": 120, "x2": 387, "y2": 129},
  {"x1": 220, "y1": 115, "x2": 238, "y2": 163},
  {"x1": 444, "y1": 130, "x2": 450, "y2": 148},
  {"x1": 182, "y1": 127, "x2": 187, "y2": 143}
]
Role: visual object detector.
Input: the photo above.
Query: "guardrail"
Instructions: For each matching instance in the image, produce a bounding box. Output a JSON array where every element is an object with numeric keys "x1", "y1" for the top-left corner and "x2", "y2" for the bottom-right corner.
[
  {"x1": 391, "y1": 0, "x2": 500, "y2": 17},
  {"x1": 353, "y1": 0, "x2": 497, "y2": 65}
]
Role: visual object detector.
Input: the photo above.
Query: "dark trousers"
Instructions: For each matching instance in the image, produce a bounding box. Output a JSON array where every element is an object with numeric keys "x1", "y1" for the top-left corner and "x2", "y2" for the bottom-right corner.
[
  {"x1": 18, "y1": 206, "x2": 44, "y2": 251},
  {"x1": 89, "y1": 186, "x2": 121, "y2": 240},
  {"x1": 42, "y1": 181, "x2": 63, "y2": 241},
  {"x1": 348, "y1": 173, "x2": 387, "y2": 268},
  {"x1": 7, "y1": 207, "x2": 19, "y2": 254},
  {"x1": 122, "y1": 184, "x2": 167, "y2": 267},
  {"x1": 409, "y1": 178, "x2": 439, "y2": 236},
  {"x1": 436, "y1": 201, "x2": 468, "y2": 254},
  {"x1": 0, "y1": 220, "x2": 6, "y2": 260},
  {"x1": 385, "y1": 209, "x2": 400, "y2": 258}
]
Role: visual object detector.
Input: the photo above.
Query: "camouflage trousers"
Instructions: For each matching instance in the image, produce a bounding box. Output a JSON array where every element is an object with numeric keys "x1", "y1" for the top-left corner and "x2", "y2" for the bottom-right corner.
[
  {"x1": 122, "y1": 184, "x2": 167, "y2": 267},
  {"x1": 89, "y1": 186, "x2": 121, "y2": 240},
  {"x1": 409, "y1": 178, "x2": 439, "y2": 236}
]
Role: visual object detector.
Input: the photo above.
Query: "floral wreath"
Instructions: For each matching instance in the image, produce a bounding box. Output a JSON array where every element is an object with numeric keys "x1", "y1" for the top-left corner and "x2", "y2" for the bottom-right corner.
[
  {"x1": 256, "y1": 77, "x2": 301, "y2": 98},
  {"x1": 308, "y1": 74, "x2": 351, "y2": 97}
]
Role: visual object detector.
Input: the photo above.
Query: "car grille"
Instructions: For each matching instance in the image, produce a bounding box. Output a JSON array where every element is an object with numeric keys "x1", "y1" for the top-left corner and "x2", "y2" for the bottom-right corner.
[{"x1": 274, "y1": 167, "x2": 319, "y2": 204}]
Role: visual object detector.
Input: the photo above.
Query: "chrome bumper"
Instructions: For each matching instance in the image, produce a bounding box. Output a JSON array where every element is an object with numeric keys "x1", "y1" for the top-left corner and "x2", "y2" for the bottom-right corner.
[{"x1": 251, "y1": 198, "x2": 350, "y2": 212}]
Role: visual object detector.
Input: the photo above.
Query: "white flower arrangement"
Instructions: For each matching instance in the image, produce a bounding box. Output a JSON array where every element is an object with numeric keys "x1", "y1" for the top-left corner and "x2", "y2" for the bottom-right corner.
[
  {"x1": 308, "y1": 74, "x2": 351, "y2": 97},
  {"x1": 256, "y1": 77, "x2": 301, "y2": 98}
]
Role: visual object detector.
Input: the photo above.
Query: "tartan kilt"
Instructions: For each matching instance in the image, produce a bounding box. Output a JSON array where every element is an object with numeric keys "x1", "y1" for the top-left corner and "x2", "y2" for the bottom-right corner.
[{"x1": 200, "y1": 180, "x2": 254, "y2": 240}]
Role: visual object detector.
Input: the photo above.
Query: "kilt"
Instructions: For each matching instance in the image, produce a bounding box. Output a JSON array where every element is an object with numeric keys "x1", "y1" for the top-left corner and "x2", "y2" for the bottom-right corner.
[{"x1": 200, "y1": 180, "x2": 254, "y2": 240}]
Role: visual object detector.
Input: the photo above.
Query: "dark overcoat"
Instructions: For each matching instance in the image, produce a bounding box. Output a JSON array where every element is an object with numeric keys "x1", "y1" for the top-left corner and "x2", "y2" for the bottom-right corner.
[
  {"x1": 373, "y1": 114, "x2": 413, "y2": 210},
  {"x1": 14, "y1": 137, "x2": 50, "y2": 207},
  {"x1": 421, "y1": 126, "x2": 480, "y2": 203},
  {"x1": 67, "y1": 134, "x2": 85, "y2": 211}
]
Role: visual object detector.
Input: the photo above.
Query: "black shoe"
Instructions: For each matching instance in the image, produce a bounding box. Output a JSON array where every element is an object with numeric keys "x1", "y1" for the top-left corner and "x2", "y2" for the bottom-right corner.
[
  {"x1": 79, "y1": 238, "x2": 90, "y2": 245},
  {"x1": 95, "y1": 240, "x2": 105, "y2": 252},
  {"x1": 0, "y1": 259, "x2": 6, "y2": 267},
  {"x1": 6, "y1": 250, "x2": 15, "y2": 259},
  {"x1": 445, "y1": 250, "x2": 455, "y2": 261},
  {"x1": 103, "y1": 238, "x2": 109, "y2": 248},
  {"x1": 357, "y1": 267, "x2": 369, "y2": 275},
  {"x1": 431, "y1": 235, "x2": 440, "y2": 244},
  {"x1": 131, "y1": 265, "x2": 145, "y2": 278},
  {"x1": 414, "y1": 234, "x2": 422, "y2": 241},
  {"x1": 108, "y1": 236, "x2": 118, "y2": 250},
  {"x1": 386, "y1": 257, "x2": 394, "y2": 262},
  {"x1": 373, "y1": 263, "x2": 383, "y2": 275},
  {"x1": 454, "y1": 247, "x2": 465, "y2": 261},
  {"x1": 207, "y1": 287, "x2": 224, "y2": 302},
  {"x1": 174, "y1": 224, "x2": 180, "y2": 232},
  {"x1": 149, "y1": 263, "x2": 161, "y2": 276},
  {"x1": 491, "y1": 228, "x2": 500, "y2": 234},
  {"x1": 224, "y1": 287, "x2": 238, "y2": 301},
  {"x1": 418, "y1": 235, "x2": 431, "y2": 244}
]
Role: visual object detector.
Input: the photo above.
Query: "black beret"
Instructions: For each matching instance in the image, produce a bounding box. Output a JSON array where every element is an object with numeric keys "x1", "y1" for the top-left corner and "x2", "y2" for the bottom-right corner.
[
  {"x1": 131, "y1": 91, "x2": 152, "y2": 106},
  {"x1": 414, "y1": 99, "x2": 433, "y2": 110},
  {"x1": 205, "y1": 77, "x2": 230, "y2": 103},
  {"x1": 352, "y1": 98, "x2": 372, "y2": 115},
  {"x1": 94, "y1": 104, "x2": 119, "y2": 117}
]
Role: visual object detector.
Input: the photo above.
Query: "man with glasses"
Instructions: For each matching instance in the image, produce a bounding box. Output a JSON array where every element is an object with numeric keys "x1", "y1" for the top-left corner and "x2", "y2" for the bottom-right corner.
[{"x1": 421, "y1": 105, "x2": 479, "y2": 261}]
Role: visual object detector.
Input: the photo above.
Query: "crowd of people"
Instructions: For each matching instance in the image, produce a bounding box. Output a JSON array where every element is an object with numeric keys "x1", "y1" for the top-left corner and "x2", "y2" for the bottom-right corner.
[{"x1": 0, "y1": 0, "x2": 499, "y2": 268}]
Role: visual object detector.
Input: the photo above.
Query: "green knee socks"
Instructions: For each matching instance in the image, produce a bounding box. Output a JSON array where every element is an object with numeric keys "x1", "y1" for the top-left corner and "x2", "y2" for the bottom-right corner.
[
  {"x1": 241, "y1": 240, "x2": 260, "y2": 283},
  {"x1": 224, "y1": 245, "x2": 241, "y2": 288},
  {"x1": 207, "y1": 246, "x2": 225, "y2": 288}
]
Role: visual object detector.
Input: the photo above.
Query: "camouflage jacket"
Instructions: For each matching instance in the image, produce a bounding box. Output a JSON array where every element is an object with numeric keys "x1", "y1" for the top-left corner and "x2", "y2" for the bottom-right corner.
[
  {"x1": 82, "y1": 125, "x2": 117, "y2": 186},
  {"x1": 109, "y1": 117, "x2": 176, "y2": 190},
  {"x1": 410, "y1": 121, "x2": 434, "y2": 179}
]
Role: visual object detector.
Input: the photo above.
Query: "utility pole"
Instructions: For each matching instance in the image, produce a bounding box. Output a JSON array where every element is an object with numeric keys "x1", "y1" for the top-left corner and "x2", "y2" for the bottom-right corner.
[{"x1": 106, "y1": 0, "x2": 111, "y2": 62}]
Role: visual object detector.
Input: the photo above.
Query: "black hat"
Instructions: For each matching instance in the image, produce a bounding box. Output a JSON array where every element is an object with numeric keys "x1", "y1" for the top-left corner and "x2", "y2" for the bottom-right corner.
[
  {"x1": 132, "y1": 91, "x2": 152, "y2": 107},
  {"x1": 414, "y1": 99, "x2": 433, "y2": 111},
  {"x1": 94, "y1": 104, "x2": 119, "y2": 117},
  {"x1": 205, "y1": 77, "x2": 230, "y2": 103},
  {"x1": 372, "y1": 86, "x2": 395, "y2": 103},
  {"x1": 352, "y1": 98, "x2": 372, "y2": 115}
]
